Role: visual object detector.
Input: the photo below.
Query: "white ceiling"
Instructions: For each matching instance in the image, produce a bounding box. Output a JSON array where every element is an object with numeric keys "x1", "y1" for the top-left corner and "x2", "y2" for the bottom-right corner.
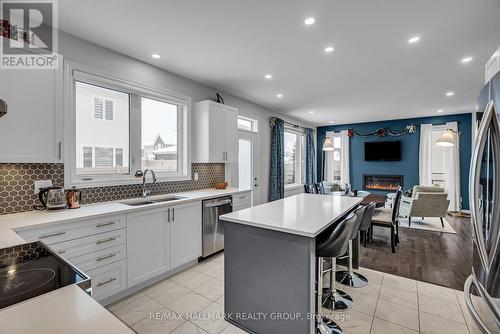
[{"x1": 59, "y1": 0, "x2": 500, "y2": 126}]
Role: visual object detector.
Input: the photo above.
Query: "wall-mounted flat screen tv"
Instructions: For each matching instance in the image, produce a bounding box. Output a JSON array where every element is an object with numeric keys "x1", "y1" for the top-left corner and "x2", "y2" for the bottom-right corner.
[{"x1": 364, "y1": 141, "x2": 401, "y2": 161}]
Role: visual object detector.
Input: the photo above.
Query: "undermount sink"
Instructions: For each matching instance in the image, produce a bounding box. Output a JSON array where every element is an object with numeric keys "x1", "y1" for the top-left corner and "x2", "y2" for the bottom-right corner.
[{"x1": 120, "y1": 196, "x2": 186, "y2": 206}]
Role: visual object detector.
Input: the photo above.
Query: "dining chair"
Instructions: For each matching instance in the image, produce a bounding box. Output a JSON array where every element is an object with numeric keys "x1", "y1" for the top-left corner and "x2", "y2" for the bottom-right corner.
[
  {"x1": 304, "y1": 184, "x2": 316, "y2": 194},
  {"x1": 314, "y1": 182, "x2": 326, "y2": 195},
  {"x1": 370, "y1": 187, "x2": 403, "y2": 253}
]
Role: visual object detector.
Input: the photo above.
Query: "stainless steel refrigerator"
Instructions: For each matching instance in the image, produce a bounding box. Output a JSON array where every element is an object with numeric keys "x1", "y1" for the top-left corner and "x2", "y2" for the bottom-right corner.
[{"x1": 465, "y1": 69, "x2": 500, "y2": 333}]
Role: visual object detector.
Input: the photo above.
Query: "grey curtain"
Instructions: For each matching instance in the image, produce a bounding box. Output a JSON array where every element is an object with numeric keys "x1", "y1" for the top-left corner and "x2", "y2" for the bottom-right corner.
[
  {"x1": 269, "y1": 117, "x2": 284, "y2": 201},
  {"x1": 305, "y1": 128, "x2": 315, "y2": 184}
]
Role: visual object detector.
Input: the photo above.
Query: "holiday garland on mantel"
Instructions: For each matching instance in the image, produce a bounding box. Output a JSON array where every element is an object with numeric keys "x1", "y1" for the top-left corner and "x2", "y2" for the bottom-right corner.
[{"x1": 347, "y1": 124, "x2": 416, "y2": 137}]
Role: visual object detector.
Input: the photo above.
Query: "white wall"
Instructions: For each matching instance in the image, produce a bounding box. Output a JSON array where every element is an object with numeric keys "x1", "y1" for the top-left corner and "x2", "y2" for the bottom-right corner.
[{"x1": 58, "y1": 31, "x2": 315, "y2": 205}]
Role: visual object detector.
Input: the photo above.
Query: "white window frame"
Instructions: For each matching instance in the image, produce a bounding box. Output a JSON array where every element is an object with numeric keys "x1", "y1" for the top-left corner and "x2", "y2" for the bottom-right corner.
[
  {"x1": 64, "y1": 61, "x2": 192, "y2": 188},
  {"x1": 284, "y1": 127, "x2": 305, "y2": 188},
  {"x1": 237, "y1": 115, "x2": 259, "y2": 133}
]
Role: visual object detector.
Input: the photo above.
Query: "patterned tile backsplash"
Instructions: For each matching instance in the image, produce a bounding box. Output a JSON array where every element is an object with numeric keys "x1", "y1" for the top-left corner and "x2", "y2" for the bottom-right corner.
[{"x1": 0, "y1": 163, "x2": 225, "y2": 215}]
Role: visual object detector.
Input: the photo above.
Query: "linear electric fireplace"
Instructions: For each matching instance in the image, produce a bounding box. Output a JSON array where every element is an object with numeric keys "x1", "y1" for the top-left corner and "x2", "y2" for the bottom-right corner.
[{"x1": 363, "y1": 174, "x2": 403, "y2": 191}]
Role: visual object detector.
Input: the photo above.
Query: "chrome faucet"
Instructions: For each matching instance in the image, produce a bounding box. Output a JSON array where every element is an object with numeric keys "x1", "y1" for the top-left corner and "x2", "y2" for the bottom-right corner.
[{"x1": 142, "y1": 169, "x2": 157, "y2": 198}]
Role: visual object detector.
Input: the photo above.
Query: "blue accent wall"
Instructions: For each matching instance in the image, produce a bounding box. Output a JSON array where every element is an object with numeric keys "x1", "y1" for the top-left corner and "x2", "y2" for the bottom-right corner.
[{"x1": 317, "y1": 113, "x2": 472, "y2": 209}]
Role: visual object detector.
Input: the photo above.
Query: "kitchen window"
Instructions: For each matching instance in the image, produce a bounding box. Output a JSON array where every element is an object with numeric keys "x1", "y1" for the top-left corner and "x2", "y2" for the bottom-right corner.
[
  {"x1": 67, "y1": 64, "x2": 191, "y2": 187},
  {"x1": 284, "y1": 128, "x2": 305, "y2": 186},
  {"x1": 141, "y1": 97, "x2": 179, "y2": 172}
]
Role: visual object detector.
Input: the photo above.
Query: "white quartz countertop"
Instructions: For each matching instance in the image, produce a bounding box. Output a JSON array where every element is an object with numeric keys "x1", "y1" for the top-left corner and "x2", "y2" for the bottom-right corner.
[
  {"x1": 0, "y1": 187, "x2": 251, "y2": 249},
  {"x1": 220, "y1": 193, "x2": 362, "y2": 237},
  {"x1": 0, "y1": 187, "x2": 251, "y2": 333},
  {"x1": 0, "y1": 285, "x2": 135, "y2": 334}
]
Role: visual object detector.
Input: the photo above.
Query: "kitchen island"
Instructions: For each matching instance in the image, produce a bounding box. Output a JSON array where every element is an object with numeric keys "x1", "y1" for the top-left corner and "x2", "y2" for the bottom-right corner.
[{"x1": 220, "y1": 193, "x2": 363, "y2": 334}]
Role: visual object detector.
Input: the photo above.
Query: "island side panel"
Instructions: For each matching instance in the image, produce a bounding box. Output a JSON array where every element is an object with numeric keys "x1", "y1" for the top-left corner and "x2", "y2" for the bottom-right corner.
[{"x1": 224, "y1": 222, "x2": 316, "y2": 334}]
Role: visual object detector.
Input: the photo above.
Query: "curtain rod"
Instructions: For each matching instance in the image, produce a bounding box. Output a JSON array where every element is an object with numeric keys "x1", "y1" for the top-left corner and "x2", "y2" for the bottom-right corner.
[{"x1": 269, "y1": 116, "x2": 315, "y2": 132}]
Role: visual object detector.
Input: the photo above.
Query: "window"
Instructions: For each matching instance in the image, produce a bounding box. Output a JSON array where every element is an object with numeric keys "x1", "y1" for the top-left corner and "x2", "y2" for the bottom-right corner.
[
  {"x1": 431, "y1": 129, "x2": 446, "y2": 187},
  {"x1": 92, "y1": 96, "x2": 114, "y2": 120},
  {"x1": 325, "y1": 133, "x2": 346, "y2": 183},
  {"x1": 141, "y1": 97, "x2": 179, "y2": 172},
  {"x1": 284, "y1": 128, "x2": 305, "y2": 186},
  {"x1": 95, "y1": 147, "x2": 114, "y2": 167},
  {"x1": 115, "y1": 148, "x2": 123, "y2": 167},
  {"x1": 68, "y1": 66, "x2": 190, "y2": 186},
  {"x1": 331, "y1": 135, "x2": 342, "y2": 181},
  {"x1": 237, "y1": 116, "x2": 258, "y2": 132},
  {"x1": 76, "y1": 82, "x2": 129, "y2": 175},
  {"x1": 83, "y1": 147, "x2": 92, "y2": 168}
]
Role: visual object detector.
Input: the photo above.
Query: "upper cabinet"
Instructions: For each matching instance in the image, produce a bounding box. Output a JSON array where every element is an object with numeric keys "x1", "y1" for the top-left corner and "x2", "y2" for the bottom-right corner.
[
  {"x1": 0, "y1": 46, "x2": 63, "y2": 163},
  {"x1": 192, "y1": 100, "x2": 238, "y2": 163}
]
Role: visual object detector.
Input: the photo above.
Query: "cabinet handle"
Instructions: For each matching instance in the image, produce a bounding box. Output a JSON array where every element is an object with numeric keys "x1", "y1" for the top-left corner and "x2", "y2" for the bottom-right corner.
[
  {"x1": 172, "y1": 208, "x2": 175, "y2": 222},
  {"x1": 238, "y1": 196, "x2": 247, "y2": 200},
  {"x1": 96, "y1": 221, "x2": 116, "y2": 228},
  {"x1": 39, "y1": 231, "x2": 66, "y2": 239},
  {"x1": 97, "y1": 277, "x2": 117, "y2": 287},
  {"x1": 58, "y1": 250, "x2": 66, "y2": 254},
  {"x1": 167, "y1": 208, "x2": 170, "y2": 223},
  {"x1": 96, "y1": 253, "x2": 117, "y2": 262},
  {"x1": 58, "y1": 141, "x2": 62, "y2": 160},
  {"x1": 96, "y1": 237, "x2": 116, "y2": 245}
]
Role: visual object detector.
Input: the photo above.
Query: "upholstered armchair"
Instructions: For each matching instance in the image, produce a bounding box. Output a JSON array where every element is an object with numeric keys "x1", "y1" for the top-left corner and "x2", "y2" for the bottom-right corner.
[
  {"x1": 322, "y1": 181, "x2": 341, "y2": 195},
  {"x1": 399, "y1": 186, "x2": 450, "y2": 227}
]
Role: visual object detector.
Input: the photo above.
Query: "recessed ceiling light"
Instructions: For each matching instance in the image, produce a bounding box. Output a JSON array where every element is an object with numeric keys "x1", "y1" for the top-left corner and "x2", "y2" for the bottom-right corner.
[
  {"x1": 445, "y1": 91, "x2": 455, "y2": 97},
  {"x1": 461, "y1": 56, "x2": 473, "y2": 63},
  {"x1": 152, "y1": 54, "x2": 161, "y2": 59},
  {"x1": 329, "y1": 121, "x2": 334, "y2": 124},
  {"x1": 276, "y1": 93, "x2": 283, "y2": 98},
  {"x1": 308, "y1": 110, "x2": 314, "y2": 114},
  {"x1": 408, "y1": 36, "x2": 420, "y2": 44},
  {"x1": 304, "y1": 17, "x2": 315, "y2": 25},
  {"x1": 265, "y1": 74, "x2": 273, "y2": 79},
  {"x1": 437, "y1": 109, "x2": 444, "y2": 113},
  {"x1": 324, "y1": 46, "x2": 334, "y2": 53}
]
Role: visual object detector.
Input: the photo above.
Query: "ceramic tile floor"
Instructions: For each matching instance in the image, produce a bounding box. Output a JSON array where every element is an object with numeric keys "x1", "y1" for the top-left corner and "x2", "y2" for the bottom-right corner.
[{"x1": 107, "y1": 254, "x2": 486, "y2": 334}]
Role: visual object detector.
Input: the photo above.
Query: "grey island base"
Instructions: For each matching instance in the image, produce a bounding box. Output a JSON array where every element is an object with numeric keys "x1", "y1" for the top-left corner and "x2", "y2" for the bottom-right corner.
[{"x1": 221, "y1": 194, "x2": 363, "y2": 334}]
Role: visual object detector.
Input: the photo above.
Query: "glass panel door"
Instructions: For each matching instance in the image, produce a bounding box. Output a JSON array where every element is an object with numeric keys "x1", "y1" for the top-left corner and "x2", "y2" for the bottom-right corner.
[{"x1": 238, "y1": 131, "x2": 260, "y2": 205}]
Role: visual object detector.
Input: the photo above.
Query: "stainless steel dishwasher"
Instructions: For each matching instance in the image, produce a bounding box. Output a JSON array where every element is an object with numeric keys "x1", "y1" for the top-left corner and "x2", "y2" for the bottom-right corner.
[{"x1": 202, "y1": 196, "x2": 232, "y2": 258}]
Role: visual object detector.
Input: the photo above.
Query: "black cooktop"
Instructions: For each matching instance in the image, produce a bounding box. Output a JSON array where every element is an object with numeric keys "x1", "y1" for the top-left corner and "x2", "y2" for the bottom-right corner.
[{"x1": 0, "y1": 241, "x2": 90, "y2": 309}]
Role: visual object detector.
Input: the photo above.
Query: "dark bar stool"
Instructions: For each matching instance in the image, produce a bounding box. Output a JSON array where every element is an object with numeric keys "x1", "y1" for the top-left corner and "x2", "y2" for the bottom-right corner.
[
  {"x1": 316, "y1": 212, "x2": 358, "y2": 333},
  {"x1": 359, "y1": 202, "x2": 376, "y2": 247},
  {"x1": 335, "y1": 205, "x2": 367, "y2": 288}
]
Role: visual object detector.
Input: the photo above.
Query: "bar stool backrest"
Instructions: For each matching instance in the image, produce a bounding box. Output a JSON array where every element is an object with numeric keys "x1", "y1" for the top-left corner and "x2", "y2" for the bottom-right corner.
[
  {"x1": 348, "y1": 205, "x2": 366, "y2": 240},
  {"x1": 316, "y1": 212, "x2": 357, "y2": 258},
  {"x1": 359, "y1": 202, "x2": 376, "y2": 232}
]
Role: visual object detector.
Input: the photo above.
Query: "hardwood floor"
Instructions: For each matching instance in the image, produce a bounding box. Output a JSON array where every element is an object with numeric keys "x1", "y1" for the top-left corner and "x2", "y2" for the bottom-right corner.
[{"x1": 359, "y1": 214, "x2": 473, "y2": 291}]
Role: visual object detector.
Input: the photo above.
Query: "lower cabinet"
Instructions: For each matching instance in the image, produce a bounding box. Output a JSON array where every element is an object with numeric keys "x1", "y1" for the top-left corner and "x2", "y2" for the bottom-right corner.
[
  {"x1": 87, "y1": 259, "x2": 127, "y2": 301},
  {"x1": 126, "y1": 207, "x2": 170, "y2": 287},
  {"x1": 170, "y1": 201, "x2": 202, "y2": 268},
  {"x1": 126, "y1": 201, "x2": 202, "y2": 289},
  {"x1": 232, "y1": 191, "x2": 252, "y2": 211}
]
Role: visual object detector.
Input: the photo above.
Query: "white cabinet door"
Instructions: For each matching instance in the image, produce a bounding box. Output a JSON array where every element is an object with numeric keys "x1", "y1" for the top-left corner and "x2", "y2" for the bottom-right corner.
[
  {"x1": 170, "y1": 201, "x2": 202, "y2": 268},
  {"x1": 208, "y1": 103, "x2": 226, "y2": 163},
  {"x1": 127, "y1": 208, "x2": 170, "y2": 287},
  {"x1": 192, "y1": 100, "x2": 238, "y2": 163},
  {"x1": 224, "y1": 107, "x2": 238, "y2": 163},
  {"x1": 0, "y1": 48, "x2": 61, "y2": 162}
]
